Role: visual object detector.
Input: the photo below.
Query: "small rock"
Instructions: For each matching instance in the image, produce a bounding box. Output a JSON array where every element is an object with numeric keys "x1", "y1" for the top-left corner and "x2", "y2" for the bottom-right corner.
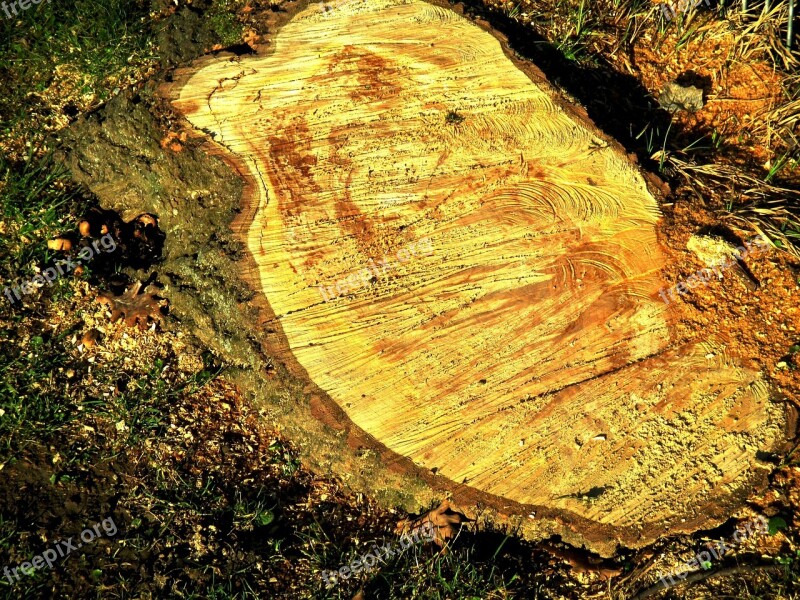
[
  {"x1": 687, "y1": 235, "x2": 738, "y2": 268},
  {"x1": 659, "y1": 82, "x2": 704, "y2": 114}
]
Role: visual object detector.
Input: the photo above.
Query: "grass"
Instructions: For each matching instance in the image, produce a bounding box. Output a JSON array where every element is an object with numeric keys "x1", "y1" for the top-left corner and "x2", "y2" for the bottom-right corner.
[
  {"x1": 0, "y1": 330, "x2": 73, "y2": 455},
  {"x1": 302, "y1": 523, "x2": 524, "y2": 599},
  {"x1": 0, "y1": 0, "x2": 157, "y2": 154},
  {"x1": 0, "y1": 326, "x2": 205, "y2": 464},
  {"x1": 0, "y1": 148, "x2": 173, "y2": 463},
  {"x1": 555, "y1": 0, "x2": 592, "y2": 61},
  {"x1": 735, "y1": 0, "x2": 799, "y2": 69},
  {"x1": 0, "y1": 152, "x2": 85, "y2": 285},
  {"x1": 506, "y1": 2, "x2": 521, "y2": 20},
  {"x1": 765, "y1": 151, "x2": 793, "y2": 182},
  {"x1": 208, "y1": 0, "x2": 247, "y2": 46},
  {"x1": 0, "y1": 152, "x2": 87, "y2": 460}
]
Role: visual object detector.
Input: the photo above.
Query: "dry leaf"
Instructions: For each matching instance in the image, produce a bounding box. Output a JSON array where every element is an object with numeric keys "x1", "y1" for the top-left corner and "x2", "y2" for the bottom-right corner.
[
  {"x1": 98, "y1": 281, "x2": 167, "y2": 328},
  {"x1": 540, "y1": 542, "x2": 622, "y2": 579},
  {"x1": 395, "y1": 499, "x2": 471, "y2": 549}
]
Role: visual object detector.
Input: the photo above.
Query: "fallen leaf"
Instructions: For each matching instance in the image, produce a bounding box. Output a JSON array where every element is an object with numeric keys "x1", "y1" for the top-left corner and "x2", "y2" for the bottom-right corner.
[
  {"x1": 540, "y1": 542, "x2": 622, "y2": 579},
  {"x1": 396, "y1": 499, "x2": 471, "y2": 549},
  {"x1": 98, "y1": 281, "x2": 168, "y2": 328}
]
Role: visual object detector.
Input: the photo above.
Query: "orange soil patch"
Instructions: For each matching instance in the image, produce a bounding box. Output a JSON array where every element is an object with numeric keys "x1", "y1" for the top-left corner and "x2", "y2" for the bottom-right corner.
[{"x1": 619, "y1": 19, "x2": 785, "y2": 168}]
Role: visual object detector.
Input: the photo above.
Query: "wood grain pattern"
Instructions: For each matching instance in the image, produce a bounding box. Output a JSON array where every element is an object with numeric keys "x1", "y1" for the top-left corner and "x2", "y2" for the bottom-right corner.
[{"x1": 169, "y1": 0, "x2": 788, "y2": 547}]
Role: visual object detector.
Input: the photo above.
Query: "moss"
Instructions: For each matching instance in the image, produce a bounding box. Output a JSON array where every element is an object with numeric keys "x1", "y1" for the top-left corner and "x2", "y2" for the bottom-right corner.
[{"x1": 209, "y1": 0, "x2": 245, "y2": 46}]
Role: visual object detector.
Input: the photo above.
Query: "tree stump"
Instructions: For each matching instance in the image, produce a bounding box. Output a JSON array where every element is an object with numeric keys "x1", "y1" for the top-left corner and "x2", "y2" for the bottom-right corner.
[{"x1": 165, "y1": 0, "x2": 789, "y2": 552}]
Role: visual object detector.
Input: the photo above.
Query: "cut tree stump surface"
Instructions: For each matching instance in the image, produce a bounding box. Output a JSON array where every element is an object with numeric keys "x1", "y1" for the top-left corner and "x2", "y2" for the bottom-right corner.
[{"x1": 168, "y1": 0, "x2": 788, "y2": 550}]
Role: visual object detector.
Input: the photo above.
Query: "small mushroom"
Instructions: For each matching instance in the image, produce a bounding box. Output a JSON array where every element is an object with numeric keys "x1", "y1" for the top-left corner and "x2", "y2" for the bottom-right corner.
[
  {"x1": 78, "y1": 220, "x2": 92, "y2": 237},
  {"x1": 136, "y1": 214, "x2": 158, "y2": 228},
  {"x1": 81, "y1": 328, "x2": 101, "y2": 348}
]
